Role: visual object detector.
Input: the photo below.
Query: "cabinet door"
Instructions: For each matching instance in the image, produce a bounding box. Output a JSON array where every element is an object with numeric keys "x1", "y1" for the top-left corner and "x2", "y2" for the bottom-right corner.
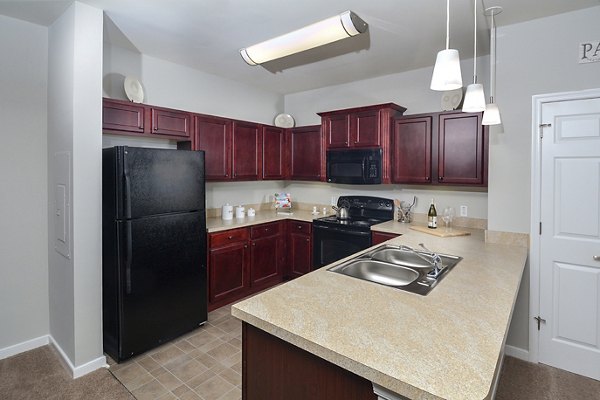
[
  {"x1": 392, "y1": 116, "x2": 432, "y2": 183},
  {"x1": 232, "y1": 121, "x2": 261, "y2": 180},
  {"x1": 438, "y1": 113, "x2": 485, "y2": 185},
  {"x1": 371, "y1": 231, "x2": 400, "y2": 245},
  {"x1": 195, "y1": 116, "x2": 232, "y2": 180},
  {"x1": 290, "y1": 126, "x2": 323, "y2": 181},
  {"x1": 289, "y1": 232, "x2": 312, "y2": 278},
  {"x1": 352, "y1": 109, "x2": 380, "y2": 147},
  {"x1": 324, "y1": 114, "x2": 350, "y2": 148},
  {"x1": 208, "y1": 241, "x2": 248, "y2": 304},
  {"x1": 103, "y1": 99, "x2": 146, "y2": 134},
  {"x1": 151, "y1": 108, "x2": 191, "y2": 138},
  {"x1": 262, "y1": 126, "x2": 286, "y2": 180},
  {"x1": 250, "y1": 235, "x2": 282, "y2": 287}
]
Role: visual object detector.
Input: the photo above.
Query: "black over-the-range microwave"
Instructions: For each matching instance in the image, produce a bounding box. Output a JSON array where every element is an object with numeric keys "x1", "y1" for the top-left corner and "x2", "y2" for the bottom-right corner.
[{"x1": 326, "y1": 148, "x2": 382, "y2": 185}]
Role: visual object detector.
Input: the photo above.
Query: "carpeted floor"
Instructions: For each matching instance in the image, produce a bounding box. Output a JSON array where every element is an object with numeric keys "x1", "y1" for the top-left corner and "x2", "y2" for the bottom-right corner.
[
  {"x1": 2, "y1": 344, "x2": 600, "y2": 399},
  {"x1": 0, "y1": 345, "x2": 133, "y2": 400}
]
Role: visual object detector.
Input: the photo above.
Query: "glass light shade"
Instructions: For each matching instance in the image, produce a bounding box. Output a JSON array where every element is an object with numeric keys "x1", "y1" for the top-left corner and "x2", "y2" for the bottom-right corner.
[
  {"x1": 240, "y1": 11, "x2": 367, "y2": 65},
  {"x1": 430, "y1": 49, "x2": 463, "y2": 91},
  {"x1": 482, "y1": 103, "x2": 502, "y2": 125},
  {"x1": 462, "y1": 83, "x2": 486, "y2": 112}
]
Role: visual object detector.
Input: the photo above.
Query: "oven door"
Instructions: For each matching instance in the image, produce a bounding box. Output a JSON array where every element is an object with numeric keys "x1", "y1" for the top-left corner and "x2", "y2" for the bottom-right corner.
[{"x1": 312, "y1": 224, "x2": 372, "y2": 269}]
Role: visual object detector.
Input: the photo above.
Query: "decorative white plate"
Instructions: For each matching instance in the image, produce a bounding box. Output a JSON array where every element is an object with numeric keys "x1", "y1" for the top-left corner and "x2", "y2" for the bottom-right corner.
[
  {"x1": 124, "y1": 76, "x2": 144, "y2": 103},
  {"x1": 441, "y1": 88, "x2": 463, "y2": 111},
  {"x1": 274, "y1": 113, "x2": 295, "y2": 128}
]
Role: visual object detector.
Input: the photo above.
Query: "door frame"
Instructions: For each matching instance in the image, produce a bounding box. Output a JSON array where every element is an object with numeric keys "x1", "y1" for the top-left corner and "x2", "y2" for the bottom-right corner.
[{"x1": 529, "y1": 87, "x2": 600, "y2": 363}]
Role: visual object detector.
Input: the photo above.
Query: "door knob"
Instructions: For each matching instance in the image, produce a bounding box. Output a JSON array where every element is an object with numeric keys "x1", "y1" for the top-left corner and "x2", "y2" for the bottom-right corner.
[{"x1": 594, "y1": 256, "x2": 600, "y2": 261}]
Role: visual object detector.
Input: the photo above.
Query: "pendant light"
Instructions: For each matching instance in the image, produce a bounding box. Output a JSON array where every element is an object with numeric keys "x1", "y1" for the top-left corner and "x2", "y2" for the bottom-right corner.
[
  {"x1": 482, "y1": 6, "x2": 502, "y2": 125},
  {"x1": 462, "y1": 0, "x2": 486, "y2": 112},
  {"x1": 430, "y1": 0, "x2": 462, "y2": 91},
  {"x1": 240, "y1": 11, "x2": 368, "y2": 66}
]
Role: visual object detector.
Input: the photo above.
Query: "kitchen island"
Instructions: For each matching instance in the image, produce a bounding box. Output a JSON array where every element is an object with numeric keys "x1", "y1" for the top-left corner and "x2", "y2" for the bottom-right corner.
[{"x1": 232, "y1": 224, "x2": 528, "y2": 400}]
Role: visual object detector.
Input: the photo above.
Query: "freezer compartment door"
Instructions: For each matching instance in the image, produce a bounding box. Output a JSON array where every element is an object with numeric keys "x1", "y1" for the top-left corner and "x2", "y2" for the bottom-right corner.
[
  {"x1": 116, "y1": 211, "x2": 207, "y2": 360},
  {"x1": 111, "y1": 146, "x2": 205, "y2": 219}
]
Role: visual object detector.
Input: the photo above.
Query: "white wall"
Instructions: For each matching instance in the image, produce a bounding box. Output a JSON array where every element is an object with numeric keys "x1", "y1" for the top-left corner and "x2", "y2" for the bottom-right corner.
[
  {"x1": 0, "y1": 15, "x2": 49, "y2": 352},
  {"x1": 48, "y1": 1, "x2": 105, "y2": 371},
  {"x1": 489, "y1": 5, "x2": 600, "y2": 234},
  {"x1": 103, "y1": 44, "x2": 284, "y2": 124},
  {"x1": 493, "y1": 6, "x2": 600, "y2": 351}
]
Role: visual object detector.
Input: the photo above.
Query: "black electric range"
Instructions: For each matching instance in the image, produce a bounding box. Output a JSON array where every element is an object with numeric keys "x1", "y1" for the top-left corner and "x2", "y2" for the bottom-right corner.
[{"x1": 312, "y1": 196, "x2": 394, "y2": 268}]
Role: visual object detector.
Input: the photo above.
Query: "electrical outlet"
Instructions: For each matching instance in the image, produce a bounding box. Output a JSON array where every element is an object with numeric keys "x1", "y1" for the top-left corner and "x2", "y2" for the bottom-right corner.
[
  {"x1": 460, "y1": 205, "x2": 468, "y2": 217},
  {"x1": 330, "y1": 196, "x2": 337, "y2": 206}
]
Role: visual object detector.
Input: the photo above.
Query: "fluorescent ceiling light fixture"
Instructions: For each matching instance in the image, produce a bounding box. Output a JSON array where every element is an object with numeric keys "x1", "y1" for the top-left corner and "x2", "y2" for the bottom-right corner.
[
  {"x1": 462, "y1": 0, "x2": 486, "y2": 112},
  {"x1": 430, "y1": 0, "x2": 462, "y2": 91},
  {"x1": 483, "y1": 6, "x2": 502, "y2": 125},
  {"x1": 240, "y1": 10, "x2": 368, "y2": 66}
]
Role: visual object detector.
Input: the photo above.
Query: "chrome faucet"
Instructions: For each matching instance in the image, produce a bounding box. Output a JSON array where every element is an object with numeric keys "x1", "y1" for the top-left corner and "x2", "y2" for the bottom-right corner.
[{"x1": 418, "y1": 243, "x2": 444, "y2": 278}]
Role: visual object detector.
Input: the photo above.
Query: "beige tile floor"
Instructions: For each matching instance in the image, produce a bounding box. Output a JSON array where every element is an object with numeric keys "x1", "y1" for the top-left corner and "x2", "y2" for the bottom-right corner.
[{"x1": 107, "y1": 305, "x2": 241, "y2": 400}]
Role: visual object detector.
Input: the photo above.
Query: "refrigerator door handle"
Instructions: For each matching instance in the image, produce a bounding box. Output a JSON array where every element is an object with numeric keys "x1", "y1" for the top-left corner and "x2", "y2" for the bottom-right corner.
[
  {"x1": 123, "y1": 150, "x2": 132, "y2": 219},
  {"x1": 124, "y1": 220, "x2": 133, "y2": 294}
]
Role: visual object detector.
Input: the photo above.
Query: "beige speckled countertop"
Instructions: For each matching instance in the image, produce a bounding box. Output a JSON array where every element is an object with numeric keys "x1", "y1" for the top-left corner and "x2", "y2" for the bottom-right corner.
[
  {"x1": 206, "y1": 210, "x2": 323, "y2": 233},
  {"x1": 231, "y1": 224, "x2": 528, "y2": 400}
]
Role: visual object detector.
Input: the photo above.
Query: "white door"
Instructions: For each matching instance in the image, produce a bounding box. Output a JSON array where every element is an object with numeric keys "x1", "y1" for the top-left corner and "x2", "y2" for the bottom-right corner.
[{"x1": 539, "y1": 95, "x2": 600, "y2": 380}]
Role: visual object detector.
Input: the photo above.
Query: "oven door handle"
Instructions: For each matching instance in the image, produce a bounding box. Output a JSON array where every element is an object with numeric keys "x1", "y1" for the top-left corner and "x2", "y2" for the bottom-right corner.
[{"x1": 314, "y1": 225, "x2": 372, "y2": 236}]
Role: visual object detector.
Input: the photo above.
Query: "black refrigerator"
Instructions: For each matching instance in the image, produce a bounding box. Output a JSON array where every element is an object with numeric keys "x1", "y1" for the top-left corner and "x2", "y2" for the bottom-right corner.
[{"x1": 102, "y1": 146, "x2": 207, "y2": 362}]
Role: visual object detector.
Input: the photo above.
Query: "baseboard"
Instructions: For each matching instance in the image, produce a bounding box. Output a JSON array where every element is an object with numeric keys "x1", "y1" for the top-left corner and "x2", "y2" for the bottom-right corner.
[
  {"x1": 504, "y1": 344, "x2": 529, "y2": 361},
  {"x1": 0, "y1": 335, "x2": 50, "y2": 360},
  {"x1": 49, "y1": 335, "x2": 107, "y2": 378}
]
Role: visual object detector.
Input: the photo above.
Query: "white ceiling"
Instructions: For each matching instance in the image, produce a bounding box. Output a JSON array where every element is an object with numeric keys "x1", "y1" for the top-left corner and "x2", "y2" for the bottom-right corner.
[{"x1": 2, "y1": 0, "x2": 599, "y2": 94}]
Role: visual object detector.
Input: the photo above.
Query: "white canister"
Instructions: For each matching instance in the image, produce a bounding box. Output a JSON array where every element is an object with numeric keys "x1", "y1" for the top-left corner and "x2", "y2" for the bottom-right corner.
[
  {"x1": 235, "y1": 205, "x2": 245, "y2": 219},
  {"x1": 222, "y1": 204, "x2": 233, "y2": 220},
  {"x1": 247, "y1": 208, "x2": 256, "y2": 217}
]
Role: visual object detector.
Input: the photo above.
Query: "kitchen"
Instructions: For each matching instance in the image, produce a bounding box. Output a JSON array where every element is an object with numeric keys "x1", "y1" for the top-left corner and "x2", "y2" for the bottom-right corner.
[{"x1": 1, "y1": 1, "x2": 600, "y2": 399}]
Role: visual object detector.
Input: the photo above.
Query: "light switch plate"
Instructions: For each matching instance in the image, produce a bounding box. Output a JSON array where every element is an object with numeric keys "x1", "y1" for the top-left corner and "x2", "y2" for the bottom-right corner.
[{"x1": 460, "y1": 205, "x2": 468, "y2": 217}]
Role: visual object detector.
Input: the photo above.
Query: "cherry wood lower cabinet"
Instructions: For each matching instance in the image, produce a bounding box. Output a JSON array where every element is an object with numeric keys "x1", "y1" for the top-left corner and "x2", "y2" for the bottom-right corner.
[
  {"x1": 208, "y1": 229, "x2": 250, "y2": 310},
  {"x1": 208, "y1": 221, "x2": 291, "y2": 311},
  {"x1": 371, "y1": 231, "x2": 401, "y2": 245},
  {"x1": 243, "y1": 322, "x2": 378, "y2": 400},
  {"x1": 287, "y1": 220, "x2": 313, "y2": 279}
]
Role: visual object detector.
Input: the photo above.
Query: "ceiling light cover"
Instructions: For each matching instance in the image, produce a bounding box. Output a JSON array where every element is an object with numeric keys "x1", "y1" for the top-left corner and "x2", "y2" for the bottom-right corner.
[
  {"x1": 462, "y1": 83, "x2": 486, "y2": 112},
  {"x1": 240, "y1": 11, "x2": 368, "y2": 66},
  {"x1": 430, "y1": 49, "x2": 462, "y2": 91},
  {"x1": 430, "y1": 0, "x2": 462, "y2": 91},
  {"x1": 482, "y1": 103, "x2": 502, "y2": 125}
]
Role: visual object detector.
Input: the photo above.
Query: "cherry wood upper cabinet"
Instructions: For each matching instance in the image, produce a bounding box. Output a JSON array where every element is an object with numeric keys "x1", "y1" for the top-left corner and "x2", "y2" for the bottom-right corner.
[
  {"x1": 289, "y1": 125, "x2": 324, "y2": 181},
  {"x1": 392, "y1": 116, "x2": 433, "y2": 184},
  {"x1": 392, "y1": 111, "x2": 488, "y2": 187},
  {"x1": 438, "y1": 112, "x2": 487, "y2": 185},
  {"x1": 102, "y1": 98, "x2": 192, "y2": 139},
  {"x1": 151, "y1": 107, "x2": 191, "y2": 138},
  {"x1": 194, "y1": 115, "x2": 232, "y2": 181},
  {"x1": 103, "y1": 99, "x2": 146, "y2": 135},
  {"x1": 232, "y1": 121, "x2": 261, "y2": 180},
  {"x1": 262, "y1": 126, "x2": 286, "y2": 180},
  {"x1": 319, "y1": 103, "x2": 406, "y2": 150}
]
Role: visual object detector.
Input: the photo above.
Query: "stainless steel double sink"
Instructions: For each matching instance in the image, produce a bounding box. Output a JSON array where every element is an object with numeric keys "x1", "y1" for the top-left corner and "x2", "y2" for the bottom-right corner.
[{"x1": 328, "y1": 244, "x2": 462, "y2": 295}]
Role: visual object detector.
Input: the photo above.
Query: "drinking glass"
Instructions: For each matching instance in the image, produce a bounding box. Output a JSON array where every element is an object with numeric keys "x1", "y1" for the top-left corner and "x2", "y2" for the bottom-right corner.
[{"x1": 442, "y1": 207, "x2": 455, "y2": 231}]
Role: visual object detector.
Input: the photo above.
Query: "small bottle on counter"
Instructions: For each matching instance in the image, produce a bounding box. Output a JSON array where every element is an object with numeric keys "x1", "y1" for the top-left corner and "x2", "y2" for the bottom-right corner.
[
  {"x1": 428, "y1": 198, "x2": 437, "y2": 229},
  {"x1": 322, "y1": 207, "x2": 328, "y2": 216}
]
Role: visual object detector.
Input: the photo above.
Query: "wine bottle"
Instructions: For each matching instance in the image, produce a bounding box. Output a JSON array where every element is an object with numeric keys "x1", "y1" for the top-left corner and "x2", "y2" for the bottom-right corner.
[{"x1": 428, "y1": 198, "x2": 437, "y2": 229}]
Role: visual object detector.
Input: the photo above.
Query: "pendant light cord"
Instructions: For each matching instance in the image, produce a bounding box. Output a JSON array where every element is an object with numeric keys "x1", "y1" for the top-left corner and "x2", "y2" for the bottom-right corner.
[
  {"x1": 445, "y1": 0, "x2": 450, "y2": 49},
  {"x1": 472, "y1": 0, "x2": 477, "y2": 83},
  {"x1": 489, "y1": 11, "x2": 496, "y2": 102}
]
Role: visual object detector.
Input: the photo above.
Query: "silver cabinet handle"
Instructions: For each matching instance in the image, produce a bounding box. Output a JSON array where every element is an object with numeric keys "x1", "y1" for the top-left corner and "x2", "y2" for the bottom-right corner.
[{"x1": 594, "y1": 256, "x2": 600, "y2": 261}]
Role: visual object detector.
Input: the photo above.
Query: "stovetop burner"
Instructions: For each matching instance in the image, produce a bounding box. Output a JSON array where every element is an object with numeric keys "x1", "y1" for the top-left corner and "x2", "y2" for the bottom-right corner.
[{"x1": 314, "y1": 196, "x2": 394, "y2": 232}]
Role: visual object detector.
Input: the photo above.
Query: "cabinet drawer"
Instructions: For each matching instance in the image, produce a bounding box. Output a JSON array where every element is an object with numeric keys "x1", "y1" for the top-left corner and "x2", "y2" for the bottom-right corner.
[
  {"x1": 251, "y1": 222, "x2": 282, "y2": 239},
  {"x1": 210, "y1": 228, "x2": 249, "y2": 247},
  {"x1": 289, "y1": 220, "x2": 312, "y2": 235}
]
